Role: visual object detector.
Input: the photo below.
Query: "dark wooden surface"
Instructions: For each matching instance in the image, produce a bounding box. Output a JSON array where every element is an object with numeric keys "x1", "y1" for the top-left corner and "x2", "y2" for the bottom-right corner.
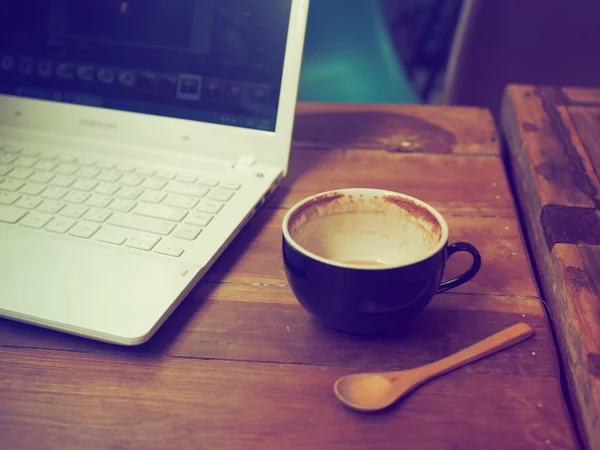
[
  {"x1": 502, "y1": 84, "x2": 600, "y2": 450},
  {"x1": 0, "y1": 103, "x2": 578, "y2": 449}
]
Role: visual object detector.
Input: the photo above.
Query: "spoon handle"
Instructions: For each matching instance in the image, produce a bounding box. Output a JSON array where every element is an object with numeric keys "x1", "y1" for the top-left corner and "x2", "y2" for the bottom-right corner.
[{"x1": 417, "y1": 322, "x2": 535, "y2": 381}]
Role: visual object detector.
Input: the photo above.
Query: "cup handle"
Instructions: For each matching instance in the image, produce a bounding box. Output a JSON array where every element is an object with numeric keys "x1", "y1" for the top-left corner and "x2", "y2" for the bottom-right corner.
[{"x1": 436, "y1": 242, "x2": 482, "y2": 294}]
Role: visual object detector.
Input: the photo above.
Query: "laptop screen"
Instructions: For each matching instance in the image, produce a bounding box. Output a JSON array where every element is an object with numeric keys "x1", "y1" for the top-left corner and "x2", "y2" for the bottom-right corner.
[{"x1": 0, "y1": 0, "x2": 293, "y2": 132}]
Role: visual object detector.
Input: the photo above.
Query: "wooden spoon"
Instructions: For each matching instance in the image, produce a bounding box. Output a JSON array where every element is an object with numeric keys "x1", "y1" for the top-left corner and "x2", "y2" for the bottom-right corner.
[{"x1": 334, "y1": 322, "x2": 535, "y2": 412}]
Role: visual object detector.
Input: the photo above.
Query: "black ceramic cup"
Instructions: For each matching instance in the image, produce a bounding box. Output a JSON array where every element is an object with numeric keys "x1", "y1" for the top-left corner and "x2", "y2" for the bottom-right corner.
[{"x1": 282, "y1": 189, "x2": 482, "y2": 334}]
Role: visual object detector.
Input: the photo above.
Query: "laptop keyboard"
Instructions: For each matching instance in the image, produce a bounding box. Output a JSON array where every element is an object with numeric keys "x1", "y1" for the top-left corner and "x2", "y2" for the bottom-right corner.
[{"x1": 0, "y1": 145, "x2": 241, "y2": 258}]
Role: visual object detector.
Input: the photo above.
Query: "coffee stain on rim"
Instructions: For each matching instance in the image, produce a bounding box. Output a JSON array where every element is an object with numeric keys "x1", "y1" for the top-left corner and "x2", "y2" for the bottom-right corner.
[
  {"x1": 288, "y1": 192, "x2": 344, "y2": 232},
  {"x1": 383, "y1": 195, "x2": 442, "y2": 239},
  {"x1": 288, "y1": 191, "x2": 444, "y2": 249}
]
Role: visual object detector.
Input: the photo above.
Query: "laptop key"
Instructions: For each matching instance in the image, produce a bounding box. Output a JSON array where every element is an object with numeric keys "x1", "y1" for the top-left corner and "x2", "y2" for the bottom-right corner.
[
  {"x1": 50, "y1": 175, "x2": 76, "y2": 187},
  {"x1": 55, "y1": 163, "x2": 79, "y2": 175},
  {"x1": 98, "y1": 234, "x2": 126, "y2": 246},
  {"x1": 84, "y1": 209, "x2": 112, "y2": 223},
  {"x1": 165, "y1": 182, "x2": 208, "y2": 198},
  {"x1": 173, "y1": 225, "x2": 202, "y2": 241},
  {"x1": 108, "y1": 213, "x2": 176, "y2": 236},
  {"x1": 15, "y1": 196, "x2": 43, "y2": 210},
  {"x1": 87, "y1": 194, "x2": 113, "y2": 208},
  {"x1": 22, "y1": 149, "x2": 40, "y2": 157},
  {"x1": 61, "y1": 205, "x2": 88, "y2": 219},
  {"x1": 77, "y1": 167, "x2": 100, "y2": 178},
  {"x1": 20, "y1": 212, "x2": 52, "y2": 229},
  {"x1": 136, "y1": 168, "x2": 156, "y2": 176},
  {"x1": 64, "y1": 191, "x2": 91, "y2": 205},
  {"x1": 196, "y1": 199, "x2": 223, "y2": 214},
  {"x1": 77, "y1": 158, "x2": 96, "y2": 167},
  {"x1": 19, "y1": 183, "x2": 46, "y2": 196},
  {"x1": 0, "y1": 205, "x2": 27, "y2": 224},
  {"x1": 0, "y1": 179, "x2": 25, "y2": 192},
  {"x1": 0, "y1": 192, "x2": 20, "y2": 205},
  {"x1": 8, "y1": 168, "x2": 34, "y2": 180},
  {"x1": 116, "y1": 164, "x2": 135, "y2": 173},
  {"x1": 97, "y1": 171, "x2": 122, "y2": 182},
  {"x1": 96, "y1": 161, "x2": 115, "y2": 169},
  {"x1": 14, "y1": 156, "x2": 38, "y2": 168},
  {"x1": 46, "y1": 217, "x2": 76, "y2": 234},
  {"x1": 126, "y1": 236, "x2": 161, "y2": 251},
  {"x1": 42, "y1": 187, "x2": 68, "y2": 200},
  {"x1": 69, "y1": 221, "x2": 100, "y2": 239},
  {"x1": 139, "y1": 191, "x2": 166, "y2": 204},
  {"x1": 29, "y1": 171, "x2": 55, "y2": 183},
  {"x1": 220, "y1": 182, "x2": 241, "y2": 190},
  {"x1": 163, "y1": 194, "x2": 199, "y2": 210},
  {"x1": 197, "y1": 178, "x2": 219, "y2": 187},
  {"x1": 185, "y1": 212, "x2": 213, "y2": 227},
  {"x1": 119, "y1": 174, "x2": 144, "y2": 186},
  {"x1": 176, "y1": 174, "x2": 197, "y2": 184},
  {"x1": 0, "y1": 154, "x2": 18, "y2": 164},
  {"x1": 116, "y1": 187, "x2": 143, "y2": 199},
  {"x1": 133, "y1": 203, "x2": 187, "y2": 222},
  {"x1": 109, "y1": 199, "x2": 137, "y2": 212},
  {"x1": 72, "y1": 180, "x2": 99, "y2": 192},
  {"x1": 156, "y1": 171, "x2": 176, "y2": 180},
  {"x1": 94, "y1": 183, "x2": 120, "y2": 196},
  {"x1": 1, "y1": 146, "x2": 21, "y2": 154},
  {"x1": 154, "y1": 245, "x2": 184, "y2": 257},
  {"x1": 207, "y1": 189, "x2": 234, "y2": 202},
  {"x1": 37, "y1": 200, "x2": 65, "y2": 214},
  {"x1": 34, "y1": 160, "x2": 58, "y2": 171},
  {"x1": 141, "y1": 178, "x2": 168, "y2": 190},
  {"x1": 0, "y1": 165, "x2": 13, "y2": 176}
]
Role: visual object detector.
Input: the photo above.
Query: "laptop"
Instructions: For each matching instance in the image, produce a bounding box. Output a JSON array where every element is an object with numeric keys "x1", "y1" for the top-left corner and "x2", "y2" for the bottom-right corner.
[{"x1": 0, "y1": 0, "x2": 310, "y2": 345}]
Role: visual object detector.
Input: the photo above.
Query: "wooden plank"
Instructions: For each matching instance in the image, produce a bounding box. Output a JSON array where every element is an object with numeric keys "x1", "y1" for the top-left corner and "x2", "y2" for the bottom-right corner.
[
  {"x1": 552, "y1": 244, "x2": 600, "y2": 446},
  {"x1": 270, "y1": 148, "x2": 516, "y2": 218},
  {"x1": 0, "y1": 291, "x2": 550, "y2": 374},
  {"x1": 568, "y1": 106, "x2": 600, "y2": 179},
  {"x1": 501, "y1": 85, "x2": 600, "y2": 210},
  {"x1": 0, "y1": 347, "x2": 577, "y2": 450},
  {"x1": 294, "y1": 103, "x2": 500, "y2": 155},
  {"x1": 563, "y1": 87, "x2": 600, "y2": 106},
  {"x1": 502, "y1": 84, "x2": 600, "y2": 449},
  {"x1": 202, "y1": 209, "x2": 538, "y2": 298}
]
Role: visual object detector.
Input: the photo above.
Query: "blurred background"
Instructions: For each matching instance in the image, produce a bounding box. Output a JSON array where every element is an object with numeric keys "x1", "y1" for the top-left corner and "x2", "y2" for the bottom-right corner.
[{"x1": 298, "y1": 0, "x2": 600, "y2": 117}]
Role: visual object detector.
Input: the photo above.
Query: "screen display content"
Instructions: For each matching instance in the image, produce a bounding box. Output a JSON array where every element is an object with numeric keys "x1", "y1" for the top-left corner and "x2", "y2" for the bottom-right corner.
[{"x1": 0, "y1": 0, "x2": 293, "y2": 131}]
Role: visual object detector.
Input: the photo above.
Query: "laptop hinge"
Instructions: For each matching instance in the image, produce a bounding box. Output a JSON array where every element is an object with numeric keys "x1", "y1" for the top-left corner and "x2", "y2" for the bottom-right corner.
[{"x1": 233, "y1": 155, "x2": 256, "y2": 169}]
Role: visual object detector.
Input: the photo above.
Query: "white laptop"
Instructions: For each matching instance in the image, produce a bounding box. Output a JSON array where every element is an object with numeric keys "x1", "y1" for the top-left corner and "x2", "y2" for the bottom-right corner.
[{"x1": 0, "y1": 0, "x2": 310, "y2": 345}]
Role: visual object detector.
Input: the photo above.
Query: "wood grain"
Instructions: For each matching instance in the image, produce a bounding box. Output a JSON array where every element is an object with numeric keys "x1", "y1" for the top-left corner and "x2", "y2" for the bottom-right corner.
[
  {"x1": 0, "y1": 101, "x2": 577, "y2": 449},
  {"x1": 502, "y1": 84, "x2": 600, "y2": 449},
  {"x1": 563, "y1": 88, "x2": 600, "y2": 106},
  {"x1": 201, "y1": 209, "x2": 538, "y2": 297},
  {"x1": 0, "y1": 291, "x2": 554, "y2": 376},
  {"x1": 0, "y1": 347, "x2": 576, "y2": 450},
  {"x1": 294, "y1": 103, "x2": 499, "y2": 155},
  {"x1": 567, "y1": 107, "x2": 600, "y2": 176},
  {"x1": 272, "y1": 148, "x2": 516, "y2": 218}
]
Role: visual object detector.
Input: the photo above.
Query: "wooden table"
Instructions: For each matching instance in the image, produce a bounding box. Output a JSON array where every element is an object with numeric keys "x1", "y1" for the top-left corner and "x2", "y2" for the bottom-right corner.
[
  {"x1": 502, "y1": 85, "x2": 600, "y2": 450},
  {"x1": 0, "y1": 104, "x2": 579, "y2": 449}
]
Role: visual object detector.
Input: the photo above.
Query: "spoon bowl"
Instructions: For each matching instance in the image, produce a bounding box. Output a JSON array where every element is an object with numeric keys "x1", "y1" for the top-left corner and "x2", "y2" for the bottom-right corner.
[
  {"x1": 334, "y1": 322, "x2": 535, "y2": 412},
  {"x1": 334, "y1": 373, "x2": 398, "y2": 411}
]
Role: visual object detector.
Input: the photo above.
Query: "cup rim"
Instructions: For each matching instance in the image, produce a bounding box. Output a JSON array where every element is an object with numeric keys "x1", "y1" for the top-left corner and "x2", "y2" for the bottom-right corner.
[{"x1": 282, "y1": 188, "x2": 450, "y2": 270}]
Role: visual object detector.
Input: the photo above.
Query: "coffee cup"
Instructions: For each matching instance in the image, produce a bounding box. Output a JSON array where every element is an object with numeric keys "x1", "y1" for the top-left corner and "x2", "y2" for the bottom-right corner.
[{"x1": 281, "y1": 189, "x2": 481, "y2": 334}]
